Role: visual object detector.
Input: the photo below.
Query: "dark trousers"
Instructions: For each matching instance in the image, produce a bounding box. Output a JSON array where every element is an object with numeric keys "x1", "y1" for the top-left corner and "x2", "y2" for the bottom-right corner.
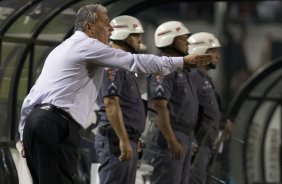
[
  {"x1": 147, "y1": 128, "x2": 192, "y2": 184},
  {"x1": 189, "y1": 146, "x2": 211, "y2": 184},
  {"x1": 23, "y1": 107, "x2": 81, "y2": 184},
  {"x1": 94, "y1": 133, "x2": 138, "y2": 184}
]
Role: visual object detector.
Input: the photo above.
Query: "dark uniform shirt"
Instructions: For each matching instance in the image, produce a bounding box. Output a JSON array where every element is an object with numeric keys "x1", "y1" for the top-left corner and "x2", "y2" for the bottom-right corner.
[
  {"x1": 190, "y1": 69, "x2": 221, "y2": 146},
  {"x1": 147, "y1": 69, "x2": 198, "y2": 133},
  {"x1": 96, "y1": 68, "x2": 146, "y2": 133}
]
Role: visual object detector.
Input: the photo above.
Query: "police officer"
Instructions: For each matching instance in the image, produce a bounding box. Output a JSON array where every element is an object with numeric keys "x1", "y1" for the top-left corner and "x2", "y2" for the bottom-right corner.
[
  {"x1": 94, "y1": 15, "x2": 146, "y2": 184},
  {"x1": 188, "y1": 32, "x2": 235, "y2": 184},
  {"x1": 146, "y1": 21, "x2": 198, "y2": 184}
]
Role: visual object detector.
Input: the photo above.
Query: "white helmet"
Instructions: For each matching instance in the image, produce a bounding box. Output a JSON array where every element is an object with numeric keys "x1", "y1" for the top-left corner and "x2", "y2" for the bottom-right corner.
[
  {"x1": 110, "y1": 15, "x2": 144, "y2": 40},
  {"x1": 154, "y1": 21, "x2": 190, "y2": 48},
  {"x1": 188, "y1": 32, "x2": 221, "y2": 55}
]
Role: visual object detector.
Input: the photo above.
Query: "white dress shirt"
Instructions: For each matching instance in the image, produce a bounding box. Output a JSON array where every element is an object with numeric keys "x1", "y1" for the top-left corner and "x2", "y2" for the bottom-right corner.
[{"x1": 18, "y1": 31, "x2": 183, "y2": 140}]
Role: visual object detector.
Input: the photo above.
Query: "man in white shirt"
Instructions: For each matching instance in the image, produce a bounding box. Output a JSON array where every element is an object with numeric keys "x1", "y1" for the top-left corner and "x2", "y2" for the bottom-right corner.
[{"x1": 18, "y1": 4, "x2": 212, "y2": 184}]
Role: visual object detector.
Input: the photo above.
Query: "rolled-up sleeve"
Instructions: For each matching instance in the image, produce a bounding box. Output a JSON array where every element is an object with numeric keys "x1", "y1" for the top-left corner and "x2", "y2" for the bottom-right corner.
[{"x1": 83, "y1": 39, "x2": 183, "y2": 76}]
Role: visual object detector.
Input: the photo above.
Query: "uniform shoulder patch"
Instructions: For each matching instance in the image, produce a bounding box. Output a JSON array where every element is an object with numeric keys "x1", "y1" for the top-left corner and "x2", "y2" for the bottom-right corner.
[
  {"x1": 153, "y1": 74, "x2": 165, "y2": 97},
  {"x1": 106, "y1": 68, "x2": 118, "y2": 81},
  {"x1": 155, "y1": 74, "x2": 164, "y2": 83}
]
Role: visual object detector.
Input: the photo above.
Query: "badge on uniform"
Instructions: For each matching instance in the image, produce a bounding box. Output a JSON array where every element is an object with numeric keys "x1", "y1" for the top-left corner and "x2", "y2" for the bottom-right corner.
[
  {"x1": 202, "y1": 80, "x2": 212, "y2": 90},
  {"x1": 177, "y1": 72, "x2": 183, "y2": 78}
]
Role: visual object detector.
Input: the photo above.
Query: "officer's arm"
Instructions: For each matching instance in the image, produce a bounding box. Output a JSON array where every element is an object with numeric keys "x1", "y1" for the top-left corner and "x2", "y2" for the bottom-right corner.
[
  {"x1": 151, "y1": 98, "x2": 184, "y2": 159},
  {"x1": 151, "y1": 99, "x2": 175, "y2": 142},
  {"x1": 103, "y1": 96, "x2": 133, "y2": 161}
]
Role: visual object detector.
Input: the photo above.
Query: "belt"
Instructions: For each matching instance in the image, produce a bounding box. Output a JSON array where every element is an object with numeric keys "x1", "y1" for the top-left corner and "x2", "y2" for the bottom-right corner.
[
  {"x1": 35, "y1": 103, "x2": 80, "y2": 129},
  {"x1": 171, "y1": 123, "x2": 191, "y2": 136},
  {"x1": 99, "y1": 125, "x2": 141, "y2": 143}
]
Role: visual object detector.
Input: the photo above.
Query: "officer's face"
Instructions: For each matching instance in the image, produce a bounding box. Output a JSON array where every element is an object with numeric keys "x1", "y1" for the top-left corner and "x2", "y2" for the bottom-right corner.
[
  {"x1": 88, "y1": 10, "x2": 113, "y2": 44},
  {"x1": 126, "y1": 33, "x2": 143, "y2": 51},
  {"x1": 206, "y1": 48, "x2": 220, "y2": 65},
  {"x1": 173, "y1": 34, "x2": 189, "y2": 55}
]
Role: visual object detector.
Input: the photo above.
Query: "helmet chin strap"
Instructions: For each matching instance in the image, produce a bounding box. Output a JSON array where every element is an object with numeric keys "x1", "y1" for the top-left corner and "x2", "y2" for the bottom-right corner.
[
  {"x1": 112, "y1": 40, "x2": 139, "y2": 54},
  {"x1": 124, "y1": 40, "x2": 138, "y2": 54},
  {"x1": 169, "y1": 41, "x2": 188, "y2": 56},
  {"x1": 208, "y1": 63, "x2": 216, "y2": 69},
  {"x1": 170, "y1": 45, "x2": 187, "y2": 56}
]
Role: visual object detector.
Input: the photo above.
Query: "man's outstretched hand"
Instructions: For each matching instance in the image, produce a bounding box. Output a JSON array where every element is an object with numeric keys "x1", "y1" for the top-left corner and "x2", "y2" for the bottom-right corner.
[{"x1": 183, "y1": 54, "x2": 213, "y2": 68}]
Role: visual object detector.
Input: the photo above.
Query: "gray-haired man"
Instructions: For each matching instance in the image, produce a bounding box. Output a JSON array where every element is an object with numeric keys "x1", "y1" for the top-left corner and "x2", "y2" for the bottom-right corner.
[{"x1": 19, "y1": 4, "x2": 212, "y2": 184}]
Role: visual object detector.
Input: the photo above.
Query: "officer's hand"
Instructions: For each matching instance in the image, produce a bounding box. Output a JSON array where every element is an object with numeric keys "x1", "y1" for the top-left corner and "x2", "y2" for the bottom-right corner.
[
  {"x1": 168, "y1": 138, "x2": 184, "y2": 160},
  {"x1": 183, "y1": 54, "x2": 213, "y2": 68},
  {"x1": 191, "y1": 142, "x2": 199, "y2": 157},
  {"x1": 223, "y1": 119, "x2": 236, "y2": 141},
  {"x1": 137, "y1": 138, "x2": 145, "y2": 153},
  {"x1": 119, "y1": 138, "x2": 133, "y2": 161}
]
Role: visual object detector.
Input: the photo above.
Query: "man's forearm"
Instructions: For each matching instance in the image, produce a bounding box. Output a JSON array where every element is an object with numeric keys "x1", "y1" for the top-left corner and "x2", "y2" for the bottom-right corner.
[
  {"x1": 151, "y1": 100, "x2": 176, "y2": 142},
  {"x1": 104, "y1": 96, "x2": 128, "y2": 140},
  {"x1": 157, "y1": 109, "x2": 176, "y2": 142}
]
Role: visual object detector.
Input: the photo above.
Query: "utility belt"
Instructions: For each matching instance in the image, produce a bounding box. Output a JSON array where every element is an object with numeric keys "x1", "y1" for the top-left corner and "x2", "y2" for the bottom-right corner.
[
  {"x1": 98, "y1": 124, "x2": 141, "y2": 143},
  {"x1": 171, "y1": 123, "x2": 192, "y2": 136}
]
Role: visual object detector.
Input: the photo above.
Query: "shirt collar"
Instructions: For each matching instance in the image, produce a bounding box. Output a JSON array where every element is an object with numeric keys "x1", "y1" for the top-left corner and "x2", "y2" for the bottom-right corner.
[{"x1": 74, "y1": 30, "x2": 88, "y2": 37}]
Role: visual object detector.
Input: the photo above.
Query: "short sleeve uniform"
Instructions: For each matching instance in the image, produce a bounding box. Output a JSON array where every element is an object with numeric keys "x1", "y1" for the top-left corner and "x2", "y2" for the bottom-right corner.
[
  {"x1": 147, "y1": 69, "x2": 198, "y2": 130},
  {"x1": 96, "y1": 68, "x2": 146, "y2": 133},
  {"x1": 190, "y1": 69, "x2": 221, "y2": 146},
  {"x1": 146, "y1": 69, "x2": 198, "y2": 184}
]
